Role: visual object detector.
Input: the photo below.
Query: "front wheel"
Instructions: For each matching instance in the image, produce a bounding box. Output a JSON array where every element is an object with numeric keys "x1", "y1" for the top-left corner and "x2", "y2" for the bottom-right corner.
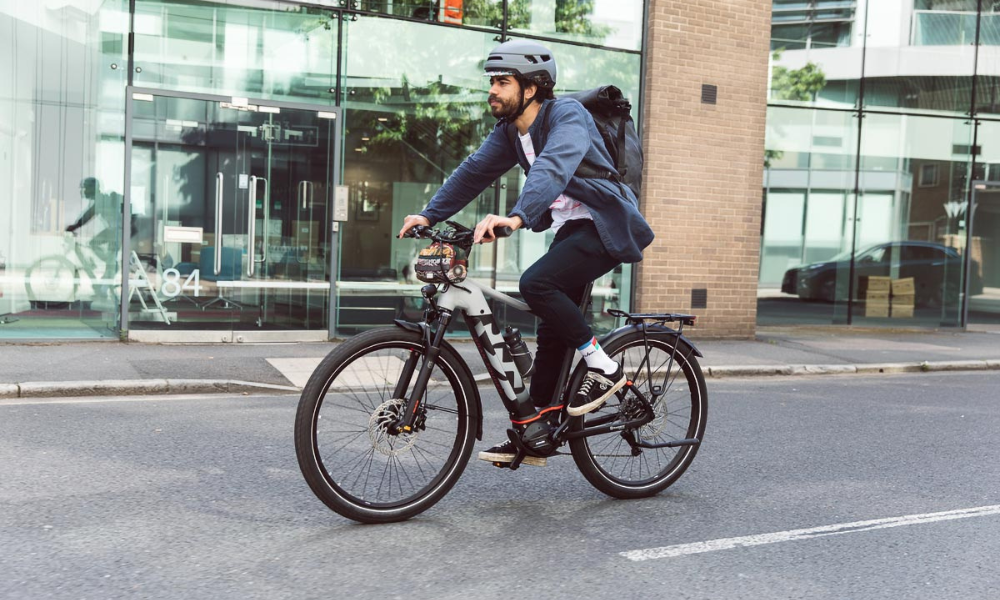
[
  {"x1": 25, "y1": 255, "x2": 78, "y2": 305},
  {"x1": 569, "y1": 333, "x2": 707, "y2": 499},
  {"x1": 294, "y1": 328, "x2": 477, "y2": 523}
]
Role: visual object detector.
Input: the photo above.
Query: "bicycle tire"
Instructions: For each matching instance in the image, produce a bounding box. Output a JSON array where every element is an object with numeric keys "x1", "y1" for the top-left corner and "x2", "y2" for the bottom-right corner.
[
  {"x1": 294, "y1": 328, "x2": 477, "y2": 523},
  {"x1": 569, "y1": 332, "x2": 707, "y2": 499},
  {"x1": 25, "y1": 255, "x2": 78, "y2": 304}
]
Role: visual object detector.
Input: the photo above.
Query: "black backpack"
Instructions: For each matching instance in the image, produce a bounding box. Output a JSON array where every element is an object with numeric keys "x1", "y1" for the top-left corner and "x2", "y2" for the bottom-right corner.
[{"x1": 506, "y1": 85, "x2": 643, "y2": 199}]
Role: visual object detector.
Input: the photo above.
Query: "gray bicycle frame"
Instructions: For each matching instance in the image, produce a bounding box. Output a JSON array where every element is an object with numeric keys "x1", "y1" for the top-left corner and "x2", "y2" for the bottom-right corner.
[{"x1": 435, "y1": 279, "x2": 533, "y2": 405}]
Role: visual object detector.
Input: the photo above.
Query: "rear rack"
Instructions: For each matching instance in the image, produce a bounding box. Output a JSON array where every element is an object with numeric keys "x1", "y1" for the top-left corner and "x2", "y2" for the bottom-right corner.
[
  {"x1": 606, "y1": 309, "x2": 697, "y2": 327},
  {"x1": 606, "y1": 309, "x2": 697, "y2": 399}
]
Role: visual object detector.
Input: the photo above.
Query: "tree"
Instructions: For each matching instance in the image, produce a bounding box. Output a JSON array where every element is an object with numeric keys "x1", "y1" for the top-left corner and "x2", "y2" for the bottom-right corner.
[
  {"x1": 770, "y1": 49, "x2": 826, "y2": 102},
  {"x1": 766, "y1": 49, "x2": 827, "y2": 167}
]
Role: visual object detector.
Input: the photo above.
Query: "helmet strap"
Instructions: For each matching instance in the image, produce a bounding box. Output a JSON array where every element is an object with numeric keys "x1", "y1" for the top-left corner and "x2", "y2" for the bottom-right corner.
[{"x1": 505, "y1": 79, "x2": 532, "y2": 123}]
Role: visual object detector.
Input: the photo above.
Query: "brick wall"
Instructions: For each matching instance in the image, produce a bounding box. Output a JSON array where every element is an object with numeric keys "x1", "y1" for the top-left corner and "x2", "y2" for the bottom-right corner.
[{"x1": 635, "y1": 0, "x2": 771, "y2": 338}]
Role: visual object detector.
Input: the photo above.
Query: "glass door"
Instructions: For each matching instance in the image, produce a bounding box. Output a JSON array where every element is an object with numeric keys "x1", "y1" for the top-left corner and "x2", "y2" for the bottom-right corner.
[
  {"x1": 125, "y1": 88, "x2": 339, "y2": 342},
  {"x1": 967, "y1": 181, "x2": 1000, "y2": 326}
]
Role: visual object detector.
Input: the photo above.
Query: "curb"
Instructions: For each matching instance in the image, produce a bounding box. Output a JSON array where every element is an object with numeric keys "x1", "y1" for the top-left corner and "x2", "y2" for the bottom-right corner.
[
  {"x1": 706, "y1": 360, "x2": 1000, "y2": 379},
  {"x1": 2, "y1": 359, "x2": 998, "y2": 399},
  {"x1": 1, "y1": 379, "x2": 299, "y2": 399}
]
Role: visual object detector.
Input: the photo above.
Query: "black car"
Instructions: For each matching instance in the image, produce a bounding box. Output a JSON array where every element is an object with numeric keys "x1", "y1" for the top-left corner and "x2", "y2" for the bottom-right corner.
[{"x1": 781, "y1": 241, "x2": 982, "y2": 306}]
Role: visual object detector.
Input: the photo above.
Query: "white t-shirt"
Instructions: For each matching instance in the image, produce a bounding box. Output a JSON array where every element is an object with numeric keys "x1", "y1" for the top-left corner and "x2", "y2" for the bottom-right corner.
[{"x1": 518, "y1": 132, "x2": 593, "y2": 233}]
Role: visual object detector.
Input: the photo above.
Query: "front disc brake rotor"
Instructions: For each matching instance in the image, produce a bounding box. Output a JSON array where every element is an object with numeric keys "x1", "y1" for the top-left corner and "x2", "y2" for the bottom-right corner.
[{"x1": 368, "y1": 399, "x2": 418, "y2": 456}]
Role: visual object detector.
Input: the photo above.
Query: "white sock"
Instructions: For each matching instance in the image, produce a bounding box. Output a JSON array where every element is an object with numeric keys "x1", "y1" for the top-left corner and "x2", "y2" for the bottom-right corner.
[{"x1": 577, "y1": 337, "x2": 618, "y2": 375}]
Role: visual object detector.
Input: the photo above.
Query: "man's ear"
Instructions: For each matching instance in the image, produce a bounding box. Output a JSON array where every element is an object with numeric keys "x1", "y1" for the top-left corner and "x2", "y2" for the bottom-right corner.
[{"x1": 523, "y1": 81, "x2": 539, "y2": 102}]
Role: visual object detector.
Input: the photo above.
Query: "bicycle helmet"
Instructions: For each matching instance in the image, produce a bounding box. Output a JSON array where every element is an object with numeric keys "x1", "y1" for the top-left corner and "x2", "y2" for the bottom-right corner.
[{"x1": 483, "y1": 40, "x2": 557, "y2": 90}]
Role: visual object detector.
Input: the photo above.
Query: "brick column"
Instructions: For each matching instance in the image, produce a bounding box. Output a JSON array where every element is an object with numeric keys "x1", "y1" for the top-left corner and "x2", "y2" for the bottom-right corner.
[{"x1": 636, "y1": 0, "x2": 771, "y2": 338}]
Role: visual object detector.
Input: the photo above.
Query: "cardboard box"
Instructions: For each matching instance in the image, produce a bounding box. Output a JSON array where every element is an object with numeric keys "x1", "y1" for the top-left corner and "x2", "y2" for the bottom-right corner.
[
  {"x1": 866, "y1": 276, "x2": 891, "y2": 293},
  {"x1": 892, "y1": 293, "x2": 915, "y2": 306},
  {"x1": 865, "y1": 303, "x2": 890, "y2": 318},
  {"x1": 866, "y1": 291, "x2": 890, "y2": 303},
  {"x1": 891, "y1": 277, "x2": 915, "y2": 296},
  {"x1": 892, "y1": 304, "x2": 915, "y2": 318}
]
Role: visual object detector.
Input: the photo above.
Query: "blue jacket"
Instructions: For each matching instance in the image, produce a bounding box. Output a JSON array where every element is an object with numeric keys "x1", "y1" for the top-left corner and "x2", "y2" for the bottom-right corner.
[{"x1": 419, "y1": 98, "x2": 654, "y2": 263}]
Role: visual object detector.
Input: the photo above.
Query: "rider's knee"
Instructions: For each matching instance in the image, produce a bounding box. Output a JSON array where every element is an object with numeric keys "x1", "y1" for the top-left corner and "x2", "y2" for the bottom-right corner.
[{"x1": 519, "y1": 270, "x2": 549, "y2": 299}]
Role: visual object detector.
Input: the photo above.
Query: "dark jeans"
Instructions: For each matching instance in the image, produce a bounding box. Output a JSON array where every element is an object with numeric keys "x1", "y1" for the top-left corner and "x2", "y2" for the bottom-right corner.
[{"x1": 519, "y1": 219, "x2": 620, "y2": 407}]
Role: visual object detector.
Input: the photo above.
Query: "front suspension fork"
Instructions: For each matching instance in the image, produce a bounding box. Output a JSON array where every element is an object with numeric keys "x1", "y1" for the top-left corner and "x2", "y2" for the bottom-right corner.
[{"x1": 392, "y1": 310, "x2": 453, "y2": 433}]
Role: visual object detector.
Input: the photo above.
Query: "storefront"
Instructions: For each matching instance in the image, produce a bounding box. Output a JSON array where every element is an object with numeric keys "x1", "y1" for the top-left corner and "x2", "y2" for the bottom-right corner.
[
  {"x1": 0, "y1": 0, "x2": 644, "y2": 341},
  {"x1": 760, "y1": 0, "x2": 1000, "y2": 329}
]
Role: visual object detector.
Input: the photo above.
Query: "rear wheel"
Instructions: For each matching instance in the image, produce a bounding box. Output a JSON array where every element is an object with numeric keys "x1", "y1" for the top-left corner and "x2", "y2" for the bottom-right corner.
[
  {"x1": 569, "y1": 333, "x2": 707, "y2": 499},
  {"x1": 294, "y1": 328, "x2": 477, "y2": 523}
]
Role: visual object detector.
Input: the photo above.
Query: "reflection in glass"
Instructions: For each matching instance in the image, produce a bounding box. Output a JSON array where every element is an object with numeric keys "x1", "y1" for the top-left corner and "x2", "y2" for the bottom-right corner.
[
  {"x1": 133, "y1": 0, "x2": 337, "y2": 104},
  {"x1": 0, "y1": 1, "x2": 127, "y2": 339},
  {"x1": 772, "y1": 0, "x2": 854, "y2": 50},
  {"x1": 768, "y1": 0, "x2": 859, "y2": 108},
  {"x1": 854, "y1": 114, "x2": 972, "y2": 325},
  {"x1": 339, "y1": 17, "x2": 499, "y2": 334},
  {"x1": 354, "y1": 0, "x2": 501, "y2": 28},
  {"x1": 862, "y1": 0, "x2": 974, "y2": 115},
  {"x1": 127, "y1": 95, "x2": 336, "y2": 333},
  {"x1": 505, "y1": 0, "x2": 644, "y2": 51},
  {"x1": 760, "y1": 107, "x2": 857, "y2": 326},
  {"x1": 966, "y1": 127, "x2": 1000, "y2": 326},
  {"x1": 913, "y1": 0, "x2": 978, "y2": 46},
  {"x1": 976, "y1": 10, "x2": 1000, "y2": 114}
]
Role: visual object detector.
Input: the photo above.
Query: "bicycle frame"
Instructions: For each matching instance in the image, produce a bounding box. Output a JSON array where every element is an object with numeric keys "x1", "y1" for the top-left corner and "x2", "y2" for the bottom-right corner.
[
  {"x1": 388, "y1": 225, "x2": 703, "y2": 470},
  {"x1": 391, "y1": 279, "x2": 540, "y2": 433}
]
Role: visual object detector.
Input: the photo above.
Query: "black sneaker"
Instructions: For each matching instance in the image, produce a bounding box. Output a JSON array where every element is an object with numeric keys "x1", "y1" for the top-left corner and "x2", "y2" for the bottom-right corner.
[
  {"x1": 477, "y1": 440, "x2": 547, "y2": 467},
  {"x1": 567, "y1": 364, "x2": 626, "y2": 417}
]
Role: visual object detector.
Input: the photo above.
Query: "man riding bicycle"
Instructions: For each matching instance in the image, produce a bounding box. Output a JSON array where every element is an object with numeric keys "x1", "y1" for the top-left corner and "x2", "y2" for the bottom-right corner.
[{"x1": 397, "y1": 40, "x2": 654, "y2": 467}]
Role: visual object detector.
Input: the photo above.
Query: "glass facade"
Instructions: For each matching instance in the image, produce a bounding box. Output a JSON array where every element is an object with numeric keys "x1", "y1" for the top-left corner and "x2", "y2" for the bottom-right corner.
[
  {"x1": 0, "y1": 0, "x2": 644, "y2": 340},
  {"x1": 761, "y1": 0, "x2": 1000, "y2": 327}
]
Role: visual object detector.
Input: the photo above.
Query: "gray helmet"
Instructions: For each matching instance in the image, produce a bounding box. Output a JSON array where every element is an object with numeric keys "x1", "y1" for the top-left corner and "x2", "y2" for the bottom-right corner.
[{"x1": 484, "y1": 40, "x2": 557, "y2": 89}]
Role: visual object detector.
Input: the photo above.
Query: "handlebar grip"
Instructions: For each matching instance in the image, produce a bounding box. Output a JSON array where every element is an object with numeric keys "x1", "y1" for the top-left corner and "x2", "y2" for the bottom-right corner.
[
  {"x1": 493, "y1": 226, "x2": 513, "y2": 239},
  {"x1": 403, "y1": 225, "x2": 428, "y2": 239}
]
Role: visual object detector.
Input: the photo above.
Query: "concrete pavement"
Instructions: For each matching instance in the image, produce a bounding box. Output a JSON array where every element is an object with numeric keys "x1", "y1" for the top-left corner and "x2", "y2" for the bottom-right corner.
[{"x1": 0, "y1": 327, "x2": 998, "y2": 398}]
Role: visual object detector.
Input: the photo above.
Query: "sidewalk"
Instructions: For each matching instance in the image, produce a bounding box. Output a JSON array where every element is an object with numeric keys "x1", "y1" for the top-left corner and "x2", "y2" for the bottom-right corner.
[{"x1": 1, "y1": 327, "x2": 998, "y2": 398}]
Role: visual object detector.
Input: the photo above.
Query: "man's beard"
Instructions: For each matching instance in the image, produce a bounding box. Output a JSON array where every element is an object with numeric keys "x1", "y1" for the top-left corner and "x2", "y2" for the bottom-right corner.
[{"x1": 488, "y1": 93, "x2": 521, "y2": 119}]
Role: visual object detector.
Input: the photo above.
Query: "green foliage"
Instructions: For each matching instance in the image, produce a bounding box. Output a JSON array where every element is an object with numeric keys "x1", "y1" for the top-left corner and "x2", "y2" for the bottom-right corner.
[
  {"x1": 766, "y1": 50, "x2": 829, "y2": 167},
  {"x1": 455, "y1": 0, "x2": 611, "y2": 36},
  {"x1": 355, "y1": 2, "x2": 618, "y2": 177},
  {"x1": 770, "y1": 49, "x2": 827, "y2": 102}
]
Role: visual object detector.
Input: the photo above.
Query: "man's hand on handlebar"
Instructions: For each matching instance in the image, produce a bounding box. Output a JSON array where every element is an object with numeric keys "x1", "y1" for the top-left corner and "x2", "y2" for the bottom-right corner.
[
  {"x1": 474, "y1": 214, "x2": 522, "y2": 244},
  {"x1": 398, "y1": 214, "x2": 431, "y2": 239}
]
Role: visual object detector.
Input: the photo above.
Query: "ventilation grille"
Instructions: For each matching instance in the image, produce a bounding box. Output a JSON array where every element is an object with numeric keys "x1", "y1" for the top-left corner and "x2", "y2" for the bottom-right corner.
[
  {"x1": 691, "y1": 288, "x2": 708, "y2": 309},
  {"x1": 701, "y1": 84, "x2": 718, "y2": 105}
]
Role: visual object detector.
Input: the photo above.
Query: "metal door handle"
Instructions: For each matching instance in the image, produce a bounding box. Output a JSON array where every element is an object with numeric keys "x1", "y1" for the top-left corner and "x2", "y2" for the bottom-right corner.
[
  {"x1": 296, "y1": 181, "x2": 314, "y2": 264},
  {"x1": 298, "y1": 181, "x2": 309, "y2": 210},
  {"x1": 214, "y1": 172, "x2": 223, "y2": 275},
  {"x1": 247, "y1": 176, "x2": 269, "y2": 276},
  {"x1": 248, "y1": 175, "x2": 257, "y2": 276}
]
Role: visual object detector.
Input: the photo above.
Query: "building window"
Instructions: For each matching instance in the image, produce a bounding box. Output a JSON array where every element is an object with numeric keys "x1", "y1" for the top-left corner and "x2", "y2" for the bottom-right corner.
[
  {"x1": 919, "y1": 163, "x2": 939, "y2": 187},
  {"x1": 771, "y1": 0, "x2": 855, "y2": 51}
]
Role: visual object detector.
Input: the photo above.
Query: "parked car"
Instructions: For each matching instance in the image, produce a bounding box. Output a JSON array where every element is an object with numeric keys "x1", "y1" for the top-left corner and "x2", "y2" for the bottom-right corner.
[{"x1": 781, "y1": 241, "x2": 982, "y2": 307}]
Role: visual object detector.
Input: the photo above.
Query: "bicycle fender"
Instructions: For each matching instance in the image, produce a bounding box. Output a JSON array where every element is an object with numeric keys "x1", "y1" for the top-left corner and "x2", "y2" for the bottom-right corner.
[
  {"x1": 394, "y1": 319, "x2": 484, "y2": 441},
  {"x1": 599, "y1": 323, "x2": 703, "y2": 358}
]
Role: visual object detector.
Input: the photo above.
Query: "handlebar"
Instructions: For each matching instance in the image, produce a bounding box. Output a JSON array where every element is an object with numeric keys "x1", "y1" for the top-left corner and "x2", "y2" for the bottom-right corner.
[{"x1": 403, "y1": 221, "x2": 513, "y2": 248}]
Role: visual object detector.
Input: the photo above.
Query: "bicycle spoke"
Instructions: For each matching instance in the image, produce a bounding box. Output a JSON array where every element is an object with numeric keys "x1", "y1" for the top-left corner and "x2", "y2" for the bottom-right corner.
[{"x1": 582, "y1": 338, "x2": 703, "y2": 487}]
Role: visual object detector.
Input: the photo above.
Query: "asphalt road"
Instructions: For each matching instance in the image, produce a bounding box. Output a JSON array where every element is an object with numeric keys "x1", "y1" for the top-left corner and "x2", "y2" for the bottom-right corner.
[{"x1": 2, "y1": 372, "x2": 998, "y2": 599}]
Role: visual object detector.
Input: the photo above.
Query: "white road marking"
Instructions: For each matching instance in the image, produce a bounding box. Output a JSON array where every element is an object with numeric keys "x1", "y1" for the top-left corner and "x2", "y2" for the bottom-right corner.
[{"x1": 621, "y1": 504, "x2": 1000, "y2": 562}]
